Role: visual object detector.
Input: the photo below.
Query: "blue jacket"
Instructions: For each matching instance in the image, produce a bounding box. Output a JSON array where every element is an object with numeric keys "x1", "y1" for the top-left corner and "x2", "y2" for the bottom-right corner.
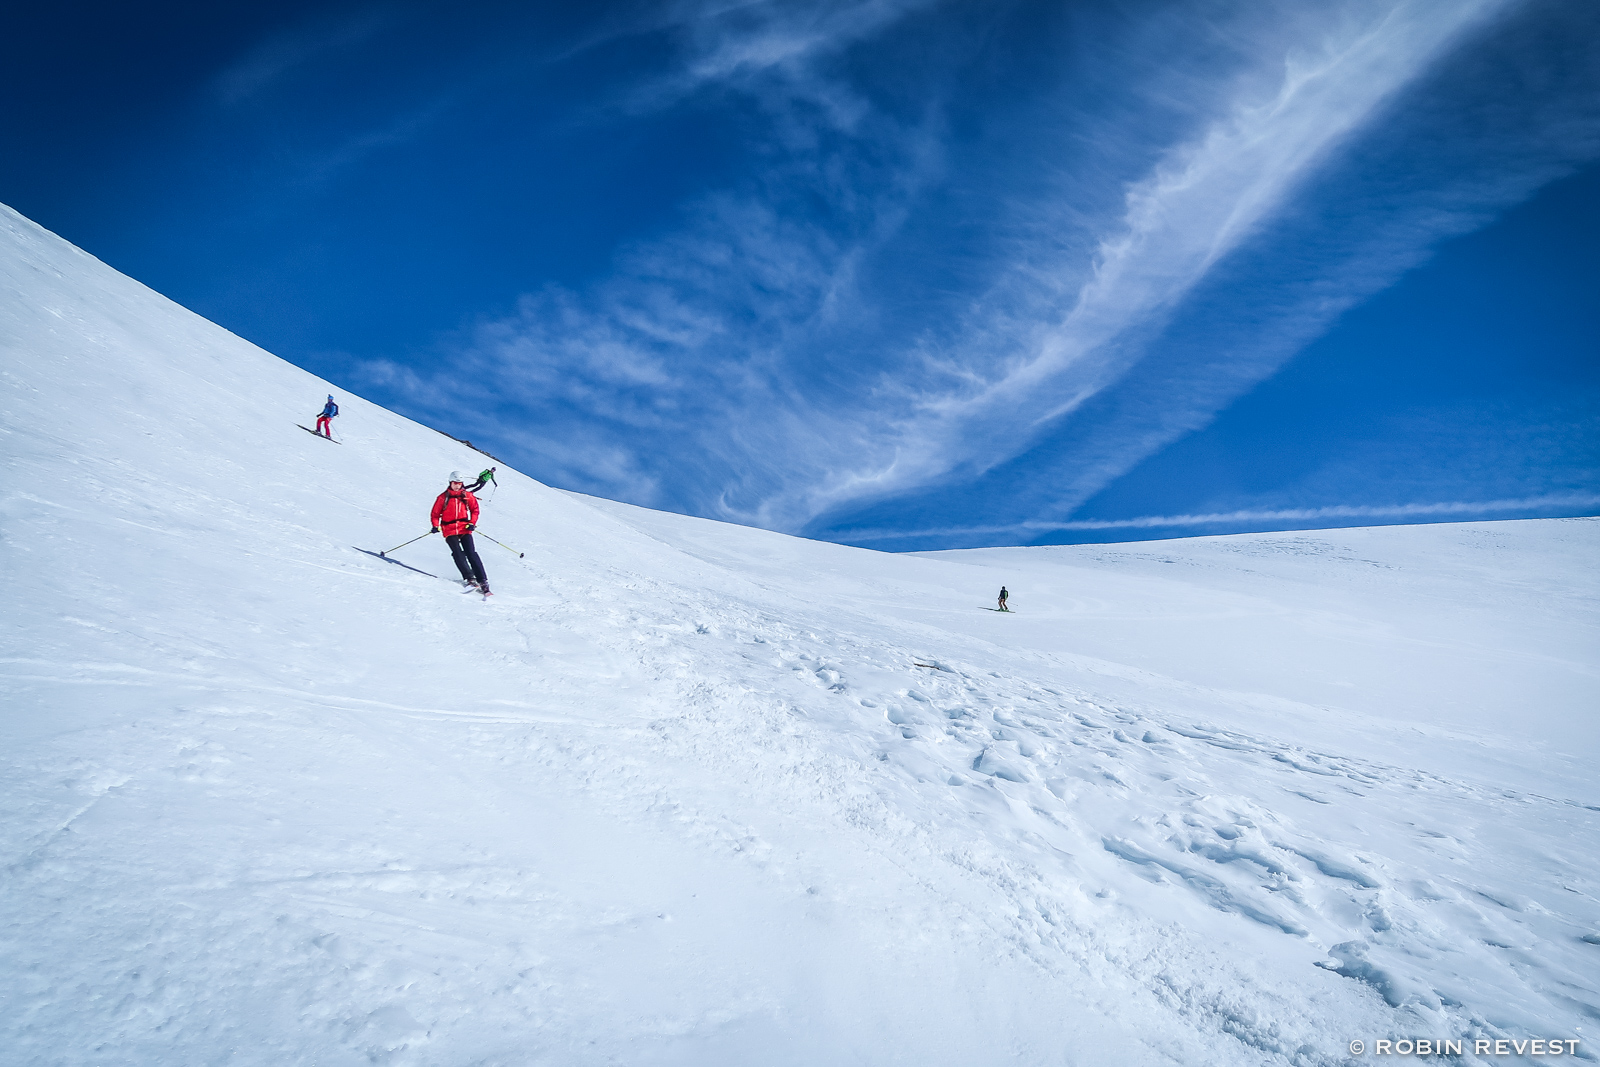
[{"x1": 321, "y1": 400, "x2": 339, "y2": 418}]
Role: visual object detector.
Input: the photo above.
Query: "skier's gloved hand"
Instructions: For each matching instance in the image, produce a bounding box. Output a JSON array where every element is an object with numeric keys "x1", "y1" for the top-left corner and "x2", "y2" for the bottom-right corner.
[
  {"x1": 466, "y1": 523, "x2": 476, "y2": 531},
  {"x1": 431, "y1": 526, "x2": 439, "y2": 533}
]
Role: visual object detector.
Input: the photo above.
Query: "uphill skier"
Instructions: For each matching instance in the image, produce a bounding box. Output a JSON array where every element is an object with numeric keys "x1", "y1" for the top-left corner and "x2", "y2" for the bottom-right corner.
[
  {"x1": 431, "y1": 472, "x2": 491, "y2": 596},
  {"x1": 465, "y1": 467, "x2": 497, "y2": 493},
  {"x1": 315, "y1": 395, "x2": 339, "y2": 438}
]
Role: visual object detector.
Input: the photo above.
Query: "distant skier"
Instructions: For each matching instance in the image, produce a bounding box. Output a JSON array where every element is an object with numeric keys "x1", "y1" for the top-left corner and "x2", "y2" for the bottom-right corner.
[
  {"x1": 315, "y1": 395, "x2": 339, "y2": 438},
  {"x1": 465, "y1": 466, "x2": 497, "y2": 493},
  {"x1": 431, "y1": 472, "x2": 490, "y2": 595},
  {"x1": 997, "y1": 586, "x2": 1010, "y2": 612}
]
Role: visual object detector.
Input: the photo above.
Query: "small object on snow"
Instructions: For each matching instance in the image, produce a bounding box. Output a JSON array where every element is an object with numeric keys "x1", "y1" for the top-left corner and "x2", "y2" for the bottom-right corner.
[{"x1": 913, "y1": 661, "x2": 951, "y2": 672}]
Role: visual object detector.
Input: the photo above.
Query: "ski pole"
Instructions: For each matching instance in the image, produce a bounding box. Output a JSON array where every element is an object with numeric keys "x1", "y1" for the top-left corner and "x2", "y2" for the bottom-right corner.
[
  {"x1": 380, "y1": 530, "x2": 436, "y2": 556},
  {"x1": 476, "y1": 531, "x2": 524, "y2": 558}
]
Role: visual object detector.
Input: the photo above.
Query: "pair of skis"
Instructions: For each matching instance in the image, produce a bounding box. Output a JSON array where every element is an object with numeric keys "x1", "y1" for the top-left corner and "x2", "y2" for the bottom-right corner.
[{"x1": 297, "y1": 424, "x2": 340, "y2": 443}]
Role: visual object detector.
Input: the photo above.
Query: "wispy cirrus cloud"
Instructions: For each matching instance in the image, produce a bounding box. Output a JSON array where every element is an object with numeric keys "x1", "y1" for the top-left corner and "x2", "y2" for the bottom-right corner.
[
  {"x1": 796, "y1": 0, "x2": 1530, "y2": 516},
  {"x1": 213, "y1": 7, "x2": 397, "y2": 106},
  {"x1": 843, "y1": 493, "x2": 1600, "y2": 543},
  {"x1": 631, "y1": 0, "x2": 940, "y2": 115},
  {"x1": 359, "y1": 0, "x2": 1599, "y2": 541},
  {"x1": 683, "y1": 0, "x2": 930, "y2": 78},
  {"x1": 366, "y1": 187, "x2": 911, "y2": 507}
]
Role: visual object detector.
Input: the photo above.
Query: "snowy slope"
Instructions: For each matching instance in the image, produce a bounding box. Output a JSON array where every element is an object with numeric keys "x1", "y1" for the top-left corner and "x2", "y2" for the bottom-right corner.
[{"x1": 2, "y1": 201, "x2": 1597, "y2": 1066}]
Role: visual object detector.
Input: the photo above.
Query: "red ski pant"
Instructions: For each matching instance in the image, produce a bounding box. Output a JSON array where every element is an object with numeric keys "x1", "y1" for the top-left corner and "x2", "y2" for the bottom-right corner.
[{"x1": 316, "y1": 415, "x2": 332, "y2": 436}]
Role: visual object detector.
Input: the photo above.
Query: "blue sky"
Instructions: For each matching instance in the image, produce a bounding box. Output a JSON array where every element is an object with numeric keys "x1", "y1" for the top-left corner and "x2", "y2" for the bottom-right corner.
[{"x1": 4, "y1": 0, "x2": 1596, "y2": 549}]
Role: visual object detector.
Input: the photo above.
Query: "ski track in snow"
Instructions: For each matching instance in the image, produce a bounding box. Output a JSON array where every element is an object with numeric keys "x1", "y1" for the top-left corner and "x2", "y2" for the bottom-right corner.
[{"x1": 3, "y1": 201, "x2": 1599, "y2": 1064}]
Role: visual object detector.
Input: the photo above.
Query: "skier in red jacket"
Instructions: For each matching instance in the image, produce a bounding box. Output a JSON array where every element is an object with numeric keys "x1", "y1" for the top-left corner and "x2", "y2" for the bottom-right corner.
[{"x1": 431, "y1": 472, "x2": 490, "y2": 595}]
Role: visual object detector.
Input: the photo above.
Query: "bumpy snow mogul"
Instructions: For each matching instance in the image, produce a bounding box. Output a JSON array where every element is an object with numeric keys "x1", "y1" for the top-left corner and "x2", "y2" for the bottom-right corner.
[{"x1": 430, "y1": 472, "x2": 491, "y2": 597}]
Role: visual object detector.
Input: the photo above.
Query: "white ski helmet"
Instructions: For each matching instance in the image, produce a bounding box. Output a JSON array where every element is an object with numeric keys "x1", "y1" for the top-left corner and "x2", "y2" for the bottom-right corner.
[{"x1": 449, "y1": 471, "x2": 464, "y2": 482}]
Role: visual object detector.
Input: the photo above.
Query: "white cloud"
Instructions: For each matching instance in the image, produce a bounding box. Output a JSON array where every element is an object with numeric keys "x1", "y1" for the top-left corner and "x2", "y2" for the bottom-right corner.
[
  {"x1": 843, "y1": 493, "x2": 1600, "y2": 544},
  {"x1": 635, "y1": 0, "x2": 940, "y2": 115},
  {"x1": 363, "y1": 0, "x2": 1599, "y2": 541},
  {"x1": 786, "y1": 0, "x2": 1529, "y2": 522},
  {"x1": 214, "y1": 8, "x2": 395, "y2": 106}
]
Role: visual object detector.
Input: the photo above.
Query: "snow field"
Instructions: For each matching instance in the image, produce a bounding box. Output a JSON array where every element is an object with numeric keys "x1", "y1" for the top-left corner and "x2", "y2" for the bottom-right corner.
[{"x1": 3, "y1": 201, "x2": 1598, "y2": 1064}]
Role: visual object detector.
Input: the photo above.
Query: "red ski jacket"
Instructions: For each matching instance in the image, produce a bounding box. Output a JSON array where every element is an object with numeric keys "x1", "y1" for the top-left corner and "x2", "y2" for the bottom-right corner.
[{"x1": 430, "y1": 488, "x2": 479, "y2": 537}]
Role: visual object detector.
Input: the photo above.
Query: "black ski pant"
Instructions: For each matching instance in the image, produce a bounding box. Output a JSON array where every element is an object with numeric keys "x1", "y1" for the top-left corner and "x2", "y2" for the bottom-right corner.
[{"x1": 445, "y1": 533, "x2": 487, "y2": 584}]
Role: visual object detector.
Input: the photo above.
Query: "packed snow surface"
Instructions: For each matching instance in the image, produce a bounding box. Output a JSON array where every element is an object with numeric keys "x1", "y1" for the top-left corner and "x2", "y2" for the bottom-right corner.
[{"x1": 2, "y1": 202, "x2": 1598, "y2": 1065}]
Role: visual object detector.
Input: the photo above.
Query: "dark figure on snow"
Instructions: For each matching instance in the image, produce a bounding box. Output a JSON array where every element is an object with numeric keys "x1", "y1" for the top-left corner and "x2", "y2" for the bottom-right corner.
[
  {"x1": 431, "y1": 472, "x2": 490, "y2": 595},
  {"x1": 998, "y1": 586, "x2": 1010, "y2": 612},
  {"x1": 315, "y1": 395, "x2": 339, "y2": 438},
  {"x1": 466, "y1": 466, "x2": 497, "y2": 492}
]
